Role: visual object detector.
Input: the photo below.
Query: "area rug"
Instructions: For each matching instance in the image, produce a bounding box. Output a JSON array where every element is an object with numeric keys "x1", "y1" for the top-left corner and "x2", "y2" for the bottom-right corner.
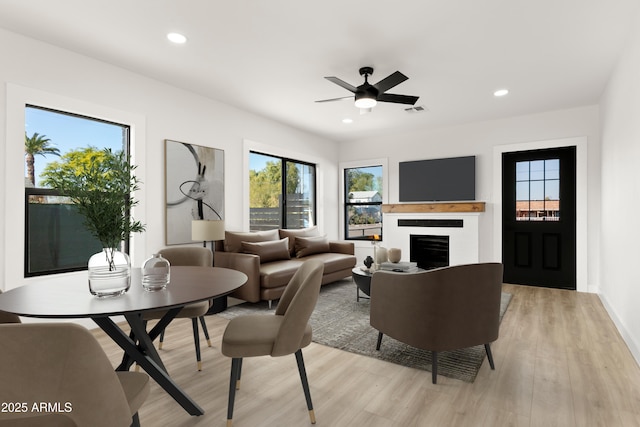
[{"x1": 217, "y1": 280, "x2": 512, "y2": 383}]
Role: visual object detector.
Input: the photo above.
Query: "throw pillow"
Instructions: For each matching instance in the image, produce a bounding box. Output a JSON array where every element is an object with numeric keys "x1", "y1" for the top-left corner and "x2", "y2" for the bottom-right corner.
[
  {"x1": 294, "y1": 235, "x2": 330, "y2": 258},
  {"x1": 279, "y1": 226, "x2": 319, "y2": 255},
  {"x1": 224, "y1": 229, "x2": 279, "y2": 253},
  {"x1": 241, "y1": 237, "x2": 291, "y2": 263}
]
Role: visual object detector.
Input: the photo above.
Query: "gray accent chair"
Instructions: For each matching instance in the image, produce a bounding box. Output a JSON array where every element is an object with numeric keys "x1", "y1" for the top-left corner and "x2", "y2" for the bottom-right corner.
[
  {"x1": 221, "y1": 259, "x2": 324, "y2": 426},
  {"x1": 370, "y1": 262, "x2": 504, "y2": 384},
  {"x1": 142, "y1": 246, "x2": 213, "y2": 371},
  {"x1": 0, "y1": 323, "x2": 150, "y2": 427}
]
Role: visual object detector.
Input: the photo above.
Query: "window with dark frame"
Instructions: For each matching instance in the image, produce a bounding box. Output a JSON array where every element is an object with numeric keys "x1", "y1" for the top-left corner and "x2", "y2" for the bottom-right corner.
[
  {"x1": 24, "y1": 105, "x2": 130, "y2": 277},
  {"x1": 515, "y1": 158, "x2": 560, "y2": 221},
  {"x1": 344, "y1": 165, "x2": 383, "y2": 240},
  {"x1": 249, "y1": 151, "x2": 316, "y2": 231}
]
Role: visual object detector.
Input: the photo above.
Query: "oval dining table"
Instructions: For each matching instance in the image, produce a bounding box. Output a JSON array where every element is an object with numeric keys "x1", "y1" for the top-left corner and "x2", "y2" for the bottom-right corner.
[{"x1": 0, "y1": 266, "x2": 248, "y2": 416}]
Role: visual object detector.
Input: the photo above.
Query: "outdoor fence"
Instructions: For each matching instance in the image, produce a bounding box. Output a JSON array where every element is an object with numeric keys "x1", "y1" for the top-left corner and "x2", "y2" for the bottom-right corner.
[
  {"x1": 250, "y1": 196, "x2": 312, "y2": 231},
  {"x1": 25, "y1": 195, "x2": 102, "y2": 276}
]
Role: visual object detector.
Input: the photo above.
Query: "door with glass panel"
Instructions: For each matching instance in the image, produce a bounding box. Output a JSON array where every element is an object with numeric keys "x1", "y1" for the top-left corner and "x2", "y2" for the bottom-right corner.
[{"x1": 502, "y1": 146, "x2": 576, "y2": 289}]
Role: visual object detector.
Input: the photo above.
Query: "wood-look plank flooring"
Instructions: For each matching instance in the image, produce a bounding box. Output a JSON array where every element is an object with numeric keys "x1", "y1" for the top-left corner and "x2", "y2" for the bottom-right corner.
[{"x1": 92, "y1": 284, "x2": 640, "y2": 427}]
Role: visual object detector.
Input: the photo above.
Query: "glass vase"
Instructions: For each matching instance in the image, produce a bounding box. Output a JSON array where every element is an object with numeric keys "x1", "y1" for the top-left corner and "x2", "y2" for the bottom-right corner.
[
  {"x1": 142, "y1": 253, "x2": 170, "y2": 291},
  {"x1": 88, "y1": 248, "x2": 131, "y2": 297}
]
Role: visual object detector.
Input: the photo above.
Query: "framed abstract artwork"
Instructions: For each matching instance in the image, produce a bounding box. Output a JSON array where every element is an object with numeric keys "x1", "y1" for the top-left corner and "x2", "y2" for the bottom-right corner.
[{"x1": 165, "y1": 139, "x2": 224, "y2": 245}]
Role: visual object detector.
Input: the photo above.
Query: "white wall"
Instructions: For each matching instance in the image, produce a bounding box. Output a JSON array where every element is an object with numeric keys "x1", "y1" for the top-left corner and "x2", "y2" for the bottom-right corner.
[
  {"x1": 339, "y1": 105, "x2": 602, "y2": 292},
  {"x1": 599, "y1": 9, "x2": 640, "y2": 364},
  {"x1": 0, "y1": 28, "x2": 339, "y2": 292}
]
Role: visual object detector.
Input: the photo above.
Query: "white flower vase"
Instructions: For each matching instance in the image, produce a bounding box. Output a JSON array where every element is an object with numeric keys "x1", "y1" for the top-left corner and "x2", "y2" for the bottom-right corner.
[{"x1": 88, "y1": 248, "x2": 131, "y2": 297}]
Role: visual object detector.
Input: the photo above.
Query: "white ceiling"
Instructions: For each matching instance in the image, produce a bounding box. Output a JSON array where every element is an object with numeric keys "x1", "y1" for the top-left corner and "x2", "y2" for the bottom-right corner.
[{"x1": 0, "y1": 0, "x2": 637, "y2": 142}]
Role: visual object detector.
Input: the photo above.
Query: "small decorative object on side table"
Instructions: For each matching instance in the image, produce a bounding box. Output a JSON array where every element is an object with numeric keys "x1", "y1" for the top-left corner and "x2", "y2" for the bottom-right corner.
[
  {"x1": 363, "y1": 256, "x2": 374, "y2": 269},
  {"x1": 388, "y1": 248, "x2": 402, "y2": 263}
]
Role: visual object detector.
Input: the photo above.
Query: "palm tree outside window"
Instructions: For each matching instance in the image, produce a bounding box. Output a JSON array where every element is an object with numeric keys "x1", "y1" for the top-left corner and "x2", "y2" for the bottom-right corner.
[{"x1": 24, "y1": 132, "x2": 60, "y2": 187}]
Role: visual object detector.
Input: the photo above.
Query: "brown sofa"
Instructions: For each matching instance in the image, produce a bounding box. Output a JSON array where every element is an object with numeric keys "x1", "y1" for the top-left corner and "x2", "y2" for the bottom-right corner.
[{"x1": 214, "y1": 227, "x2": 356, "y2": 306}]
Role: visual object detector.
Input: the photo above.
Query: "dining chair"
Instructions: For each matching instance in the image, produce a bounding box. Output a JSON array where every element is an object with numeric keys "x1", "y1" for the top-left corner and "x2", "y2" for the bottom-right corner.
[
  {"x1": 221, "y1": 259, "x2": 324, "y2": 426},
  {"x1": 0, "y1": 323, "x2": 150, "y2": 427},
  {"x1": 143, "y1": 247, "x2": 213, "y2": 370}
]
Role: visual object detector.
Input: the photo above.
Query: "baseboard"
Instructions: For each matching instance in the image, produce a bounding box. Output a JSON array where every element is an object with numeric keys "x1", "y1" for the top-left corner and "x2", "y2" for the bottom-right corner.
[{"x1": 598, "y1": 292, "x2": 640, "y2": 368}]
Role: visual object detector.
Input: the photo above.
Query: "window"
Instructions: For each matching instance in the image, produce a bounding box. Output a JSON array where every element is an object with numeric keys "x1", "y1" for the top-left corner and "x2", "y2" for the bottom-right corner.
[
  {"x1": 515, "y1": 159, "x2": 560, "y2": 221},
  {"x1": 249, "y1": 151, "x2": 316, "y2": 231},
  {"x1": 344, "y1": 165, "x2": 383, "y2": 240},
  {"x1": 24, "y1": 105, "x2": 129, "y2": 276}
]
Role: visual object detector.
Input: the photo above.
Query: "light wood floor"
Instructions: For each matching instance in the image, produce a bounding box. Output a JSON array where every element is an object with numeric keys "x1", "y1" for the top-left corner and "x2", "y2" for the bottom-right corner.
[{"x1": 93, "y1": 283, "x2": 640, "y2": 427}]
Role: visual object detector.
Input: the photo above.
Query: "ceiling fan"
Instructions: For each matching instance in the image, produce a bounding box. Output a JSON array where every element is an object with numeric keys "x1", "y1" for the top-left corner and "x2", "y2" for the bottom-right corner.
[{"x1": 316, "y1": 66, "x2": 419, "y2": 110}]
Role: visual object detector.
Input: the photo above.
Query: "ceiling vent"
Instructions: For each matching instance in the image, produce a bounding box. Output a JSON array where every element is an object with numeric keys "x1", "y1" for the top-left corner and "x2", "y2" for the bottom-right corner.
[{"x1": 404, "y1": 105, "x2": 427, "y2": 113}]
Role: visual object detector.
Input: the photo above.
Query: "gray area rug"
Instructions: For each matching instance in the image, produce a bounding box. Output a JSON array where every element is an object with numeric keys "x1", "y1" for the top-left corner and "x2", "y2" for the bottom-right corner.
[{"x1": 218, "y1": 280, "x2": 512, "y2": 383}]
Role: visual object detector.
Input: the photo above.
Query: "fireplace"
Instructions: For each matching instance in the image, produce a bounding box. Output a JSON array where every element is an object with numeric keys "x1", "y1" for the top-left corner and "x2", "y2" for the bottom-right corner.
[
  {"x1": 410, "y1": 234, "x2": 450, "y2": 270},
  {"x1": 381, "y1": 203, "x2": 482, "y2": 267}
]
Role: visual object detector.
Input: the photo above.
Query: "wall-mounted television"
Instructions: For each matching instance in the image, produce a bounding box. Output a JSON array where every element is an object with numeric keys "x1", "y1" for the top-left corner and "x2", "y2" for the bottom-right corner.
[{"x1": 399, "y1": 156, "x2": 475, "y2": 202}]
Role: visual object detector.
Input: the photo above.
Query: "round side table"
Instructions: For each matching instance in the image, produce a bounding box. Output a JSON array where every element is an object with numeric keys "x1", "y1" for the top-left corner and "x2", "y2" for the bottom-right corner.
[{"x1": 352, "y1": 267, "x2": 373, "y2": 302}]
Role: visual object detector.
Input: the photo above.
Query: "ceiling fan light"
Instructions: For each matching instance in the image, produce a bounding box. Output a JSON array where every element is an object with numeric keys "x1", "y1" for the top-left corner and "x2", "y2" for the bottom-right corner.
[
  {"x1": 167, "y1": 32, "x2": 187, "y2": 44},
  {"x1": 354, "y1": 96, "x2": 377, "y2": 109}
]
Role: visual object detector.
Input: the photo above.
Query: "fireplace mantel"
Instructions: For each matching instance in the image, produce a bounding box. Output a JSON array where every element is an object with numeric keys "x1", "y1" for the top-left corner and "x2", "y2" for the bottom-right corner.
[{"x1": 382, "y1": 202, "x2": 485, "y2": 214}]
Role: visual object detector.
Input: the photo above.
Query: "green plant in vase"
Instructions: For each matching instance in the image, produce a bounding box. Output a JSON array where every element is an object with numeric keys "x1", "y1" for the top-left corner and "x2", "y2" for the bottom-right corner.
[{"x1": 41, "y1": 147, "x2": 145, "y2": 296}]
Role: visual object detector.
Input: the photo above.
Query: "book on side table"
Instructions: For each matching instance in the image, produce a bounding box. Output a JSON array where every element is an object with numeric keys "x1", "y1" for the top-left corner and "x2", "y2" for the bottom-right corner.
[{"x1": 379, "y1": 261, "x2": 419, "y2": 272}]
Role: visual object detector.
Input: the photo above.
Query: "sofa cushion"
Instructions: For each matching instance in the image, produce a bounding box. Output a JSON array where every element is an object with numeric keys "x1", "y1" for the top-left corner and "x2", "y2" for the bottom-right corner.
[
  {"x1": 304, "y1": 252, "x2": 357, "y2": 274},
  {"x1": 279, "y1": 226, "x2": 319, "y2": 255},
  {"x1": 224, "y1": 229, "x2": 279, "y2": 253},
  {"x1": 295, "y1": 235, "x2": 330, "y2": 258},
  {"x1": 241, "y1": 238, "x2": 291, "y2": 264},
  {"x1": 260, "y1": 259, "x2": 305, "y2": 289}
]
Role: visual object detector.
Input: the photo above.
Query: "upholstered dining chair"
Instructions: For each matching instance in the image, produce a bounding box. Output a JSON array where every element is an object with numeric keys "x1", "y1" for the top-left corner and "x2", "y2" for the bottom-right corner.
[
  {"x1": 143, "y1": 246, "x2": 213, "y2": 371},
  {"x1": 221, "y1": 259, "x2": 324, "y2": 427},
  {"x1": 0, "y1": 323, "x2": 150, "y2": 427},
  {"x1": 370, "y1": 262, "x2": 504, "y2": 384}
]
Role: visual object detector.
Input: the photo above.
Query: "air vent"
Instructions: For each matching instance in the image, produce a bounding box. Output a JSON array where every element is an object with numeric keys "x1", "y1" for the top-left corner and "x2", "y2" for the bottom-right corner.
[{"x1": 404, "y1": 105, "x2": 427, "y2": 113}]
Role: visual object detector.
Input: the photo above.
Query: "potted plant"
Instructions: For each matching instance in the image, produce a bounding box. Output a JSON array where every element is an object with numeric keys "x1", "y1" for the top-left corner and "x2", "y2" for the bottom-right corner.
[{"x1": 41, "y1": 147, "x2": 145, "y2": 296}]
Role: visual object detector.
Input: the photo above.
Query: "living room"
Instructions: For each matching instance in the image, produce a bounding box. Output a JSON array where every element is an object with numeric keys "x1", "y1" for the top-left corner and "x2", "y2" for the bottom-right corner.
[{"x1": 1, "y1": 1, "x2": 640, "y2": 425}]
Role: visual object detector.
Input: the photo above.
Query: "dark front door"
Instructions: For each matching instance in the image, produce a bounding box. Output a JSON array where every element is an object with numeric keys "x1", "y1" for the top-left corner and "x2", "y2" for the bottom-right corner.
[{"x1": 502, "y1": 146, "x2": 576, "y2": 290}]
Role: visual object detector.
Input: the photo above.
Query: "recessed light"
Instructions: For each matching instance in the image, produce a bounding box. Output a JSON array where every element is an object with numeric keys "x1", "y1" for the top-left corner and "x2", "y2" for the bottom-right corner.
[
  {"x1": 342, "y1": 118, "x2": 353, "y2": 124},
  {"x1": 494, "y1": 89, "x2": 509, "y2": 97},
  {"x1": 167, "y1": 32, "x2": 187, "y2": 44}
]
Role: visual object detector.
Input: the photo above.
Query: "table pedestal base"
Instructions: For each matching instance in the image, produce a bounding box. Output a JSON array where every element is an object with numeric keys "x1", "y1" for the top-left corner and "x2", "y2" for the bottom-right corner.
[{"x1": 93, "y1": 309, "x2": 204, "y2": 416}]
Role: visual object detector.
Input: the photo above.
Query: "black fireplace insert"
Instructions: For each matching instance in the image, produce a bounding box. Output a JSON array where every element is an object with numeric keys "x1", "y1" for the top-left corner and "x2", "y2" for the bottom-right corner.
[{"x1": 410, "y1": 234, "x2": 450, "y2": 270}]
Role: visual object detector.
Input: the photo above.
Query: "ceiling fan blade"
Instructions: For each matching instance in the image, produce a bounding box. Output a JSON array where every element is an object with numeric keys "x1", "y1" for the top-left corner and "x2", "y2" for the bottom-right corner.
[
  {"x1": 373, "y1": 71, "x2": 408, "y2": 93},
  {"x1": 377, "y1": 93, "x2": 419, "y2": 105},
  {"x1": 315, "y1": 96, "x2": 353, "y2": 103},
  {"x1": 325, "y1": 76, "x2": 357, "y2": 93}
]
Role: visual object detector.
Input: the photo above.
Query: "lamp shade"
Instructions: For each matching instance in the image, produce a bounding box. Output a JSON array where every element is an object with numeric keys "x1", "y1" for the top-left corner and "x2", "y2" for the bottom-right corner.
[{"x1": 192, "y1": 219, "x2": 225, "y2": 242}]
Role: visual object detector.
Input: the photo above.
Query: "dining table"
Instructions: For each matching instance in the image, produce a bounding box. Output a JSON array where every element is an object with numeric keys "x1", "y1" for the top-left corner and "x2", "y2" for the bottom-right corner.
[{"x1": 0, "y1": 266, "x2": 248, "y2": 416}]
